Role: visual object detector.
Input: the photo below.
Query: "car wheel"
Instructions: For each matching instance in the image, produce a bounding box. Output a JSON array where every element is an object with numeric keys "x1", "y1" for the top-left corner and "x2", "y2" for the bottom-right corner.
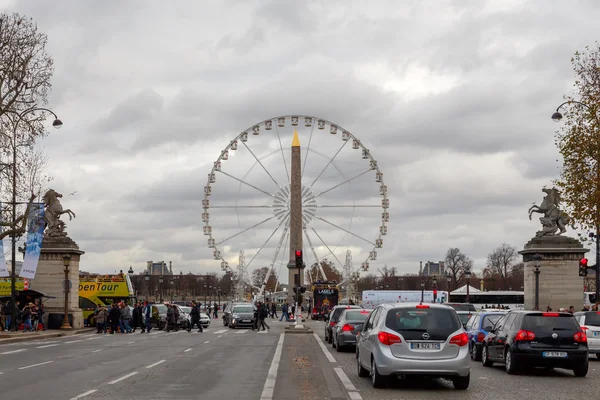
[
  {"x1": 332, "y1": 335, "x2": 337, "y2": 349},
  {"x1": 573, "y1": 361, "x2": 588, "y2": 377},
  {"x1": 371, "y1": 358, "x2": 386, "y2": 388},
  {"x1": 223, "y1": 318, "x2": 227, "y2": 326},
  {"x1": 471, "y1": 343, "x2": 481, "y2": 361},
  {"x1": 452, "y1": 373, "x2": 470, "y2": 390},
  {"x1": 335, "y1": 336, "x2": 342, "y2": 352},
  {"x1": 481, "y1": 345, "x2": 493, "y2": 367},
  {"x1": 357, "y1": 351, "x2": 369, "y2": 377},
  {"x1": 505, "y1": 349, "x2": 519, "y2": 375}
]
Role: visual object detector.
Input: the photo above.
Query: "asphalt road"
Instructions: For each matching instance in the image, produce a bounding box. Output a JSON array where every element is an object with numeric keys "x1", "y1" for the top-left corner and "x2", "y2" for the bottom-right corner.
[{"x1": 1, "y1": 318, "x2": 598, "y2": 400}]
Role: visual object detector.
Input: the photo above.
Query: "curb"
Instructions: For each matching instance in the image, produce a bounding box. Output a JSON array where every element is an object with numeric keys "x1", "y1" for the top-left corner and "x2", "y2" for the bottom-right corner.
[{"x1": 0, "y1": 328, "x2": 94, "y2": 345}]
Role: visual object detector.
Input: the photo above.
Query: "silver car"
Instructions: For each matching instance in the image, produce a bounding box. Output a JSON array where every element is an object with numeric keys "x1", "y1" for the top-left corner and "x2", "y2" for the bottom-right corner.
[{"x1": 356, "y1": 303, "x2": 470, "y2": 389}]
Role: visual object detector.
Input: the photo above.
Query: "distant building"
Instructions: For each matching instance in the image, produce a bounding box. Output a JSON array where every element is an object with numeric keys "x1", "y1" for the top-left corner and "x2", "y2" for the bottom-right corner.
[
  {"x1": 147, "y1": 261, "x2": 173, "y2": 275},
  {"x1": 419, "y1": 261, "x2": 445, "y2": 277}
]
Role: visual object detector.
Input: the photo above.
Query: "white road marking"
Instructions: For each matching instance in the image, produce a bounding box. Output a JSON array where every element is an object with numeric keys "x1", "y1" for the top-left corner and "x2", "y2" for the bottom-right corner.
[
  {"x1": 260, "y1": 333, "x2": 285, "y2": 400},
  {"x1": 91, "y1": 349, "x2": 102, "y2": 353},
  {"x1": 348, "y1": 392, "x2": 363, "y2": 400},
  {"x1": 126, "y1": 341, "x2": 135, "y2": 344},
  {"x1": 145, "y1": 360, "x2": 166, "y2": 369},
  {"x1": 69, "y1": 389, "x2": 97, "y2": 400},
  {"x1": 203, "y1": 340, "x2": 210, "y2": 344},
  {"x1": 235, "y1": 330, "x2": 247, "y2": 334},
  {"x1": 313, "y1": 333, "x2": 336, "y2": 363},
  {"x1": 334, "y1": 367, "x2": 357, "y2": 391},
  {"x1": 0, "y1": 349, "x2": 27, "y2": 355},
  {"x1": 36, "y1": 344, "x2": 59, "y2": 349},
  {"x1": 218, "y1": 335, "x2": 224, "y2": 338},
  {"x1": 184, "y1": 348, "x2": 192, "y2": 352},
  {"x1": 18, "y1": 360, "x2": 53, "y2": 370},
  {"x1": 150, "y1": 331, "x2": 162, "y2": 335},
  {"x1": 86, "y1": 337, "x2": 102, "y2": 341},
  {"x1": 80, "y1": 334, "x2": 96, "y2": 337},
  {"x1": 213, "y1": 329, "x2": 227, "y2": 334},
  {"x1": 65, "y1": 340, "x2": 82, "y2": 344},
  {"x1": 108, "y1": 371, "x2": 138, "y2": 384}
]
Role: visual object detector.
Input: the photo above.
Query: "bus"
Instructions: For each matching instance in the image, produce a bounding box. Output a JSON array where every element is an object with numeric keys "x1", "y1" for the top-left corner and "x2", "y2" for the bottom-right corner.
[
  {"x1": 311, "y1": 282, "x2": 339, "y2": 320},
  {"x1": 361, "y1": 290, "x2": 449, "y2": 309},
  {"x1": 449, "y1": 291, "x2": 524, "y2": 310},
  {"x1": 584, "y1": 292, "x2": 597, "y2": 308},
  {"x1": 79, "y1": 273, "x2": 135, "y2": 326}
]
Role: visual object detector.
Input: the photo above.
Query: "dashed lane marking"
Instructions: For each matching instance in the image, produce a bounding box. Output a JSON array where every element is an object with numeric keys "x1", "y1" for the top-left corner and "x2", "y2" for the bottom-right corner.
[
  {"x1": 334, "y1": 367, "x2": 358, "y2": 391},
  {"x1": 213, "y1": 329, "x2": 227, "y2": 334},
  {"x1": 0, "y1": 349, "x2": 27, "y2": 355},
  {"x1": 203, "y1": 341, "x2": 210, "y2": 344},
  {"x1": 69, "y1": 389, "x2": 97, "y2": 400},
  {"x1": 108, "y1": 371, "x2": 138, "y2": 384},
  {"x1": 91, "y1": 349, "x2": 102, "y2": 353},
  {"x1": 146, "y1": 360, "x2": 166, "y2": 369},
  {"x1": 65, "y1": 340, "x2": 83, "y2": 344},
  {"x1": 313, "y1": 333, "x2": 336, "y2": 363},
  {"x1": 80, "y1": 334, "x2": 97, "y2": 337},
  {"x1": 184, "y1": 348, "x2": 192, "y2": 352},
  {"x1": 235, "y1": 330, "x2": 247, "y2": 334},
  {"x1": 36, "y1": 344, "x2": 59, "y2": 349},
  {"x1": 260, "y1": 333, "x2": 284, "y2": 400},
  {"x1": 18, "y1": 360, "x2": 53, "y2": 370}
]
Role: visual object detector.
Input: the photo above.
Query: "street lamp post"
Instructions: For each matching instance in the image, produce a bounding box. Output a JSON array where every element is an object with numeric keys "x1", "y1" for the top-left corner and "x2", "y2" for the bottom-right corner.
[
  {"x1": 552, "y1": 101, "x2": 600, "y2": 308},
  {"x1": 6, "y1": 107, "x2": 62, "y2": 332},
  {"x1": 432, "y1": 274, "x2": 437, "y2": 303},
  {"x1": 144, "y1": 271, "x2": 150, "y2": 301},
  {"x1": 465, "y1": 267, "x2": 471, "y2": 304},
  {"x1": 60, "y1": 254, "x2": 73, "y2": 330},
  {"x1": 128, "y1": 266, "x2": 134, "y2": 303},
  {"x1": 533, "y1": 253, "x2": 542, "y2": 311},
  {"x1": 446, "y1": 272, "x2": 452, "y2": 292},
  {"x1": 170, "y1": 279, "x2": 174, "y2": 302},
  {"x1": 159, "y1": 277, "x2": 164, "y2": 302},
  {"x1": 420, "y1": 280, "x2": 425, "y2": 303}
]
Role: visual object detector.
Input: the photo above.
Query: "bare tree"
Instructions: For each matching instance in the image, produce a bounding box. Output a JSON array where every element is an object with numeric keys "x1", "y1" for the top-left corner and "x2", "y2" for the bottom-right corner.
[
  {"x1": 487, "y1": 243, "x2": 518, "y2": 288},
  {"x1": 444, "y1": 248, "x2": 473, "y2": 288},
  {"x1": 306, "y1": 259, "x2": 342, "y2": 283},
  {"x1": 251, "y1": 266, "x2": 269, "y2": 288}
]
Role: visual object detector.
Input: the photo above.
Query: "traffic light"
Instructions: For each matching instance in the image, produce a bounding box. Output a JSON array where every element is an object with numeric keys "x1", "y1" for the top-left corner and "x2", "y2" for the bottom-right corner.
[
  {"x1": 295, "y1": 249, "x2": 303, "y2": 268},
  {"x1": 579, "y1": 258, "x2": 588, "y2": 277}
]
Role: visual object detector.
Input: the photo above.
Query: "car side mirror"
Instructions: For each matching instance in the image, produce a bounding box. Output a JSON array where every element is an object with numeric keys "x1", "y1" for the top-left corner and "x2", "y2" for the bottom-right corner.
[{"x1": 483, "y1": 325, "x2": 493, "y2": 332}]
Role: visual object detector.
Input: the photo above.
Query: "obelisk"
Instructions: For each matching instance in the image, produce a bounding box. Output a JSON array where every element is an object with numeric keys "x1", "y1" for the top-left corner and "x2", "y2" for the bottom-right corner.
[{"x1": 288, "y1": 129, "x2": 304, "y2": 304}]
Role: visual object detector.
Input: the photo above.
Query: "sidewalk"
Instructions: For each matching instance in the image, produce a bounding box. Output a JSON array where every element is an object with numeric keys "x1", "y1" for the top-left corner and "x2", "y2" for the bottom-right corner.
[{"x1": 0, "y1": 327, "x2": 95, "y2": 345}]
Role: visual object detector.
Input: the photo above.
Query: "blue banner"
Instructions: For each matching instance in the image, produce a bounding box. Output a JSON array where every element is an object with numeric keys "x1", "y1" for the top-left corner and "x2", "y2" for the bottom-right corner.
[
  {"x1": 19, "y1": 203, "x2": 45, "y2": 279},
  {"x1": 0, "y1": 202, "x2": 8, "y2": 277}
]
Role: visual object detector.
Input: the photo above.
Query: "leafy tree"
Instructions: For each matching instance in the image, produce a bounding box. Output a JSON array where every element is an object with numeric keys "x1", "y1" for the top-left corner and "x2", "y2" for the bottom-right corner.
[
  {"x1": 554, "y1": 42, "x2": 600, "y2": 236},
  {"x1": 251, "y1": 266, "x2": 269, "y2": 288}
]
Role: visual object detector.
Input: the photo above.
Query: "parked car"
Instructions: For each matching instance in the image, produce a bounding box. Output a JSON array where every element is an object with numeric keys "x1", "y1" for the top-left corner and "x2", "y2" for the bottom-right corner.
[
  {"x1": 574, "y1": 311, "x2": 600, "y2": 358},
  {"x1": 199, "y1": 312, "x2": 211, "y2": 328},
  {"x1": 465, "y1": 311, "x2": 507, "y2": 361},
  {"x1": 332, "y1": 309, "x2": 373, "y2": 351},
  {"x1": 356, "y1": 303, "x2": 470, "y2": 389},
  {"x1": 149, "y1": 304, "x2": 168, "y2": 330},
  {"x1": 481, "y1": 310, "x2": 588, "y2": 376},
  {"x1": 325, "y1": 305, "x2": 361, "y2": 344}
]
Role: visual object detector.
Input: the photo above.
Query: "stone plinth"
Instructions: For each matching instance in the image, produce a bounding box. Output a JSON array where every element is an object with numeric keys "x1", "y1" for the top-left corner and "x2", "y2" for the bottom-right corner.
[
  {"x1": 519, "y1": 236, "x2": 588, "y2": 311},
  {"x1": 29, "y1": 236, "x2": 85, "y2": 329}
]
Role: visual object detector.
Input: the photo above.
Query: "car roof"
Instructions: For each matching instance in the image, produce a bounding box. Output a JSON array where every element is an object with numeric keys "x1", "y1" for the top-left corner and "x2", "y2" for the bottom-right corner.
[
  {"x1": 378, "y1": 302, "x2": 454, "y2": 310},
  {"x1": 332, "y1": 305, "x2": 361, "y2": 310}
]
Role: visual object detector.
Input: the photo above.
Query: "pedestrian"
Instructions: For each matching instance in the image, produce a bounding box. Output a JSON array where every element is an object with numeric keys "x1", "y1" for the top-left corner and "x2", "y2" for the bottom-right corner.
[
  {"x1": 95, "y1": 306, "x2": 107, "y2": 334},
  {"x1": 21, "y1": 303, "x2": 35, "y2": 332},
  {"x1": 258, "y1": 302, "x2": 270, "y2": 331},
  {"x1": 280, "y1": 303, "x2": 289, "y2": 322},
  {"x1": 187, "y1": 301, "x2": 203, "y2": 333},
  {"x1": 36, "y1": 300, "x2": 45, "y2": 331},
  {"x1": 108, "y1": 303, "x2": 120, "y2": 334},
  {"x1": 143, "y1": 301, "x2": 152, "y2": 333},
  {"x1": 252, "y1": 303, "x2": 260, "y2": 331},
  {"x1": 120, "y1": 303, "x2": 133, "y2": 333},
  {"x1": 166, "y1": 304, "x2": 176, "y2": 332},
  {"x1": 213, "y1": 302, "x2": 218, "y2": 319},
  {"x1": 271, "y1": 302, "x2": 277, "y2": 319},
  {"x1": 173, "y1": 304, "x2": 180, "y2": 331}
]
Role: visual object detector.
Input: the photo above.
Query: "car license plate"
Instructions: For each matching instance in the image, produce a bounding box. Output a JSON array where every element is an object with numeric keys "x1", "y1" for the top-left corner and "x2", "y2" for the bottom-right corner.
[
  {"x1": 243, "y1": 319, "x2": 250, "y2": 322},
  {"x1": 411, "y1": 342, "x2": 440, "y2": 350},
  {"x1": 542, "y1": 351, "x2": 567, "y2": 358},
  {"x1": 594, "y1": 332, "x2": 600, "y2": 337}
]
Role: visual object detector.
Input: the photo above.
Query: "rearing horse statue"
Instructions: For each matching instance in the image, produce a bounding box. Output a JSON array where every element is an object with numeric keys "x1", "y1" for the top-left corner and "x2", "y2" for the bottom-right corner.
[
  {"x1": 528, "y1": 188, "x2": 569, "y2": 237},
  {"x1": 42, "y1": 189, "x2": 76, "y2": 237}
]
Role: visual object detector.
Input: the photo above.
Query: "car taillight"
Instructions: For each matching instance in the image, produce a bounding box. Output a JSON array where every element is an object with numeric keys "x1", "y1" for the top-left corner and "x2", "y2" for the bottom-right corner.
[
  {"x1": 416, "y1": 304, "x2": 429, "y2": 309},
  {"x1": 377, "y1": 331, "x2": 402, "y2": 346},
  {"x1": 342, "y1": 324, "x2": 354, "y2": 332},
  {"x1": 542, "y1": 313, "x2": 559, "y2": 316},
  {"x1": 574, "y1": 331, "x2": 587, "y2": 343},
  {"x1": 329, "y1": 322, "x2": 336, "y2": 327},
  {"x1": 477, "y1": 332, "x2": 485, "y2": 342},
  {"x1": 581, "y1": 326, "x2": 589, "y2": 332},
  {"x1": 515, "y1": 330, "x2": 536, "y2": 341},
  {"x1": 449, "y1": 332, "x2": 468, "y2": 346}
]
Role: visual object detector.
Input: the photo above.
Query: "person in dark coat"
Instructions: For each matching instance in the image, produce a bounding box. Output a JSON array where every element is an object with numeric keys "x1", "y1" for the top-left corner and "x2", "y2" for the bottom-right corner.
[{"x1": 108, "y1": 303, "x2": 121, "y2": 334}]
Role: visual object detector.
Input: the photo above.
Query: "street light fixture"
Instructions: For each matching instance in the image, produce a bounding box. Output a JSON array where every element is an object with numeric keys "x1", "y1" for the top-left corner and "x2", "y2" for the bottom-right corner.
[
  {"x1": 60, "y1": 254, "x2": 73, "y2": 330},
  {"x1": 551, "y1": 100, "x2": 600, "y2": 308},
  {"x1": 420, "y1": 280, "x2": 425, "y2": 303},
  {"x1": 465, "y1": 267, "x2": 472, "y2": 304},
  {"x1": 7, "y1": 107, "x2": 62, "y2": 332},
  {"x1": 446, "y1": 271, "x2": 452, "y2": 291},
  {"x1": 144, "y1": 271, "x2": 150, "y2": 301},
  {"x1": 533, "y1": 253, "x2": 542, "y2": 310}
]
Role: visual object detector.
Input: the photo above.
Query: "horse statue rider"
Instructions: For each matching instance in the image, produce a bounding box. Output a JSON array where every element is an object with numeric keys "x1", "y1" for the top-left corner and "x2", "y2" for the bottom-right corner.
[
  {"x1": 42, "y1": 189, "x2": 76, "y2": 237},
  {"x1": 528, "y1": 187, "x2": 569, "y2": 237}
]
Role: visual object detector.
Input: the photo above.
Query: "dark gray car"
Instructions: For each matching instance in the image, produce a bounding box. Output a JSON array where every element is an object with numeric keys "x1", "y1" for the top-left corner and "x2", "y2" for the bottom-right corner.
[
  {"x1": 226, "y1": 304, "x2": 257, "y2": 329},
  {"x1": 325, "y1": 305, "x2": 361, "y2": 344},
  {"x1": 332, "y1": 309, "x2": 373, "y2": 351}
]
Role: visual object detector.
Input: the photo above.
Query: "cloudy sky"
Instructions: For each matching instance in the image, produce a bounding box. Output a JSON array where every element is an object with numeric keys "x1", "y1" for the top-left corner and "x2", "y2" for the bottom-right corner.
[{"x1": 2, "y1": 0, "x2": 599, "y2": 283}]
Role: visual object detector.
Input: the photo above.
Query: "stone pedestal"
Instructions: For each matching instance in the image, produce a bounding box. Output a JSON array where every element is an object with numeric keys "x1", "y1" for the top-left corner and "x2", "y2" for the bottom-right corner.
[
  {"x1": 29, "y1": 236, "x2": 85, "y2": 329},
  {"x1": 519, "y1": 236, "x2": 588, "y2": 311}
]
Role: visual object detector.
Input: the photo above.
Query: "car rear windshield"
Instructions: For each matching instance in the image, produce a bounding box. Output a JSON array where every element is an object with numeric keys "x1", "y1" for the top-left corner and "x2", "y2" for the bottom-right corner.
[
  {"x1": 386, "y1": 307, "x2": 462, "y2": 340},
  {"x1": 584, "y1": 312, "x2": 600, "y2": 327},
  {"x1": 345, "y1": 310, "x2": 371, "y2": 321},
  {"x1": 447, "y1": 304, "x2": 476, "y2": 312},
  {"x1": 482, "y1": 314, "x2": 503, "y2": 328},
  {"x1": 523, "y1": 314, "x2": 580, "y2": 331},
  {"x1": 233, "y1": 306, "x2": 254, "y2": 313},
  {"x1": 332, "y1": 307, "x2": 358, "y2": 321},
  {"x1": 457, "y1": 313, "x2": 472, "y2": 324}
]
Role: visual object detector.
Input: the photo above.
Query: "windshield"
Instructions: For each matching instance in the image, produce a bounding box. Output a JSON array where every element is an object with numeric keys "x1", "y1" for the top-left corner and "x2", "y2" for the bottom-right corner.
[
  {"x1": 154, "y1": 305, "x2": 167, "y2": 313},
  {"x1": 179, "y1": 306, "x2": 191, "y2": 313},
  {"x1": 345, "y1": 310, "x2": 371, "y2": 321},
  {"x1": 482, "y1": 314, "x2": 503, "y2": 328},
  {"x1": 457, "y1": 313, "x2": 472, "y2": 324},
  {"x1": 386, "y1": 307, "x2": 462, "y2": 340},
  {"x1": 584, "y1": 312, "x2": 600, "y2": 327},
  {"x1": 523, "y1": 314, "x2": 580, "y2": 331},
  {"x1": 233, "y1": 306, "x2": 255, "y2": 313}
]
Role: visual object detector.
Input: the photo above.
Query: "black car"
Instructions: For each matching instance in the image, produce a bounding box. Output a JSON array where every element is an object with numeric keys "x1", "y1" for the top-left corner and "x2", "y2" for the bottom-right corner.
[
  {"x1": 481, "y1": 310, "x2": 588, "y2": 376},
  {"x1": 324, "y1": 305, "x2": 361, "y2": 344},
  {"x1": 224, "y1": 303, "x2": 256, "y2": 329}
]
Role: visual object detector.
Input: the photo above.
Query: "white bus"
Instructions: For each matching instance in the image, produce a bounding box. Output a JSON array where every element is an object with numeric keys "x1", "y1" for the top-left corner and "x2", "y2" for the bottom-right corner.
[
  {"x1": 361, "y1": 290, "x2": 449, "y2": 309},
  {"x1": 449, "y1": 291, "x2": 524, "y2": 310}
]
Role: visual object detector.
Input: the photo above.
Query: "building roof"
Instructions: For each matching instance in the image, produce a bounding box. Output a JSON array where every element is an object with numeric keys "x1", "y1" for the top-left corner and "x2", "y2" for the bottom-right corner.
[{"x1": 450, "y1": 284, "x2": 481, "y2": 294}]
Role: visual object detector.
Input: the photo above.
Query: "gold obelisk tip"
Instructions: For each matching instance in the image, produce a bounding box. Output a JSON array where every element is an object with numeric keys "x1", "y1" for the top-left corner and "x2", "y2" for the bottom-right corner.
[{"x1": 292, "y1": 129, "x2": 300, "y2": 147}]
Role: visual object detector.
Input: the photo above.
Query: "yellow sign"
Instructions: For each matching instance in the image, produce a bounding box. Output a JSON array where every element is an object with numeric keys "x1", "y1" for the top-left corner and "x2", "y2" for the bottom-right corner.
[{"x1": 0, "y1": 278, "x2": 25, "y2": 297}]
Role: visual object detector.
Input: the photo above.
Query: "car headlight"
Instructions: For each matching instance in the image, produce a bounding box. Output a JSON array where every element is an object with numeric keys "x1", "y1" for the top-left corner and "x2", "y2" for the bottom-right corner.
[{"x1": 233, "y1": 314, "x2": 239, "y2": 319}]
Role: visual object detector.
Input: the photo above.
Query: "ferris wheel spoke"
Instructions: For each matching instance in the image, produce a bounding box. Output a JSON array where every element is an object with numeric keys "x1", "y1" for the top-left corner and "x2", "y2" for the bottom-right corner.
[
  {"x1": 217, "y1": 170, "x2": 274, "y2": 198},
  {"x1": 307, "y1": 224, "x2": 345, "y2": 272},
  {"x1": 211, "y1": 205, "x2": 273, "y2": 209},
  {"x1": 313, "y1": 215, "x2": 376, "y2": 246},
  {"x1": 260, "y1": 225, "x2": 289, "y2": 296},
  {"x1": 275, "y1": 123, "x2": 290, "y2": 184},
  {"x1": 274, "y1": 228, "x2": 290, "y2": 291},
  {"x1": 301, "y1": 121, "x2": 316, "y2": 180},
  {"x1": 303, "y1": 226, "x2": 327, "y2": 281},
  {"x1": 314, "y1": 169, "x2": 372, "y2": 198},
  {"x1": 243, "y1": 216, "x2": 287, "y2": 273},
  {"x1": 309, "y1": 140, "x2": 349, "y2": 189},
  {"x1": 318, "y1": 205, "x2": 380, "y2": 208},
  {"x1": 241, "y1": 140, "x2": 281, "y2": 189},
  {"x1": 215, "y1": 216, "x2": 276, "y2": 246}
]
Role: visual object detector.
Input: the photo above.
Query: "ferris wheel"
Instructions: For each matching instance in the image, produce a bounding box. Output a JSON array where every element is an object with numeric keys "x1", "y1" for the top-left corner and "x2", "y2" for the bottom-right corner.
[{"x1": 202, "y1": 115, "x2": 389, "y2": 287}]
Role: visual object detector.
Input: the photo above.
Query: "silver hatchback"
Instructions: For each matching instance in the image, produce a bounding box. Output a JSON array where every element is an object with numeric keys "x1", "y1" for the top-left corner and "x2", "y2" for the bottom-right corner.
[{"x1": 356, "y1": 303, "x2": 470, "y2": 389}]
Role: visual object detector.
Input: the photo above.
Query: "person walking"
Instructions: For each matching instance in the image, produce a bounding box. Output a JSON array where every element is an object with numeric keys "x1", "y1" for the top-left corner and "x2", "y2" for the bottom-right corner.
[
  {"x1": 187, "y1": 301, "x2": 203, "y2": 333},
  {"x1": 108, "y1": 303, "x2": 120, "y2": 334},
  {"x1": 252, "y1": 303, "x2": 260, "y2": 331},
  {"x1": 258, "y1": 302, "x2": 270, "y2": 331},
  {"x1": 143, "y1": 301, "x2": 152, "y2": 333},
  {"x1": 166, "y1": 304, "x2": 176, "y2": 332},
  {"x1": 95, "y1": 306, "x2": 107, "y2": 334},
  {"x1": 213, "y1": 302, "x2": 218, "y2": 319}
]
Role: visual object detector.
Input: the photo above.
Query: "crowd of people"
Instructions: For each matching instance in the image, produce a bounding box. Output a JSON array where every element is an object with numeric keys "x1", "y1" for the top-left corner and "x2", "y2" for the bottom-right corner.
[{"x1": 0, "y1": 299, "x2": 45, "y2": 332}]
